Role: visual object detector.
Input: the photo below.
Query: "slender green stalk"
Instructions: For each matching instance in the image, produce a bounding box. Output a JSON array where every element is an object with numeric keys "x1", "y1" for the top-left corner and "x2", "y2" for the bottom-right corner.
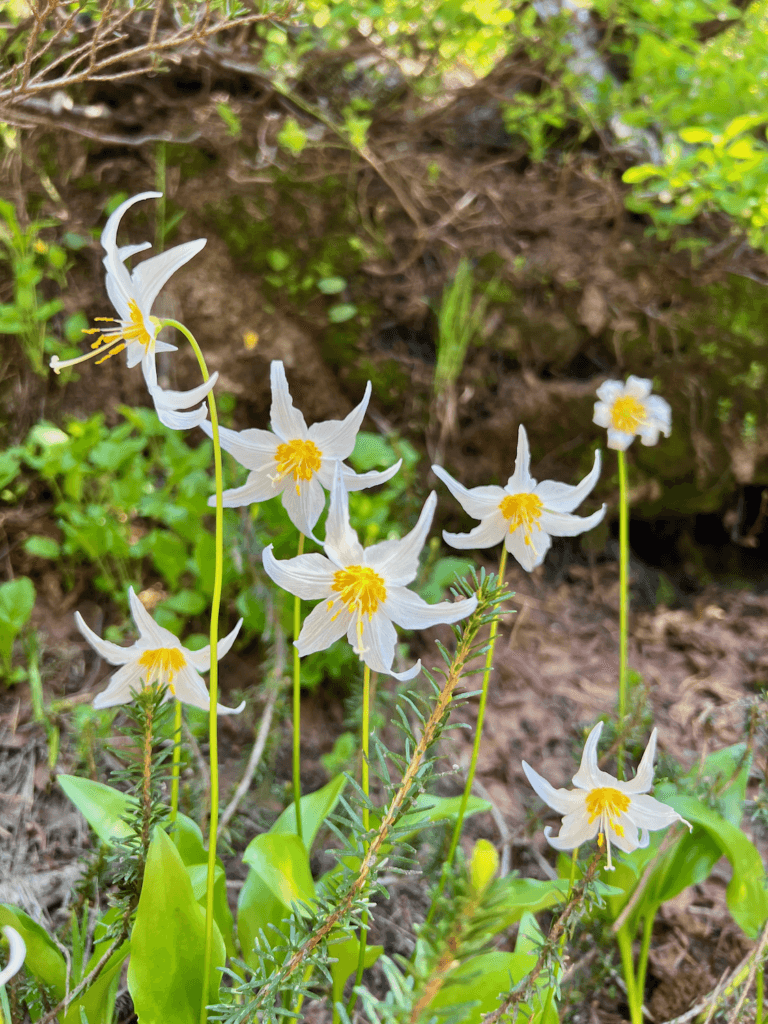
[
  {"x1": 170, "y1": 699, "x2": 182, "y2": 824},
  {"x1": 425, "y1": 545, "x2": 508, "y2": 927},
  {"x1": 293, "y1": 533, "x2": 305, "y2": 843},
  {"x1": 616, "y1": 924, "x2": 641, "y2": 1024},
  {"x1": 617, "y1": 448, "x2": 629, "y2": 779},
  {"x1": 635, "y1": 911, "x2": 655, "y2": 1014},
  {"x1": 347, "y1": 662, "x2": 372, "y2": 1016},
  {"x1": 160, "y1": 320, "x2": 223, "y2": 1024},
  {"x1": 757, "y1": 959, "x2": 764, "y2": 1024}
]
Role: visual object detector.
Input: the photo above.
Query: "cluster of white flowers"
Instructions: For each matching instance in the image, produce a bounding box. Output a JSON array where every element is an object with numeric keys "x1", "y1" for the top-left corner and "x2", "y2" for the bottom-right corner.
[{"x1": 59, "y1": 193, "x2": 682, "y2": 871}]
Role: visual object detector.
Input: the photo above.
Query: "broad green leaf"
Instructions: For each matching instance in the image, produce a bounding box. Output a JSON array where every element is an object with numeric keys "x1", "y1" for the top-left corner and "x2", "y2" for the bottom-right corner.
[
  {"x1": 328, "y1": 302, "x2": 357, "y2": 323},
  {"x1": 491, "y1": 876, "x2": 569, "y2": 928},
  {"x1": 237, "y1": 868, "x2": 288, "y2": 970},
  {"x1": 172, "y1": 813, "x2": 236, "y2": 959},
  {"x1": 23, "y1": 536, "x2": 61, "y2": 559},
  {"x1": 682, "y1": 743, "x2": 750, "y2": 827},
  {"x1": 397, "y1": 793, "x2": 491, "y2": 840},
  {"x1": 622, "y1": 164, "x2": 664, "y2": 184},
  {"x1": 0, "y1": 576, "x2": 34, "y2": 632},
  {"x1": 65, "y1": 938, "x2": 128, "y2": 1024},
  {"x1": 0, "y1": 905, "x2": 66, "y2": 998},
  {"x1": 271, "y1": 774, "x2": 347, "y2": 851},
  {"x1": 58, "y1": 775, "x2": 133, "y2": 844},
  {"x1": 242, "y1": 833, "x2": 315, "y2": 911},
  {"x1": 328, "y1": 930, "x2": 383, "y2": 1008},
  {"x1": 128, "y1": 828, "x2": 225, "y2": 1024}
]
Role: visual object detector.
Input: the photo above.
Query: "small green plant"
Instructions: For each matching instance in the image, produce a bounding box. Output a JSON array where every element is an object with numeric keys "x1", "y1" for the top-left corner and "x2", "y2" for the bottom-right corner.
[{"x1": 0, "y1": 575, "x2": 35, "y2": 682}]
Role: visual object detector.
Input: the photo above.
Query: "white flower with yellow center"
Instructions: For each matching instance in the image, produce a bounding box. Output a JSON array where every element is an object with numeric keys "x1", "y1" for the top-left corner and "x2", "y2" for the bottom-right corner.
[
  {"x1": 0, "y1": 926, "x2": 25, "y2": 987},
  {"x1": 200, "y1": 360, "x2": 401, "y2": 537},
  {"x1": 432, "y1": 425, "x2": 606, "y2": 572},
  {"x1": 522, "y1": 721, "x2": 691, "y2": 870},
  {"x1": 593, "y1": 375, "x2": 671, "y2": 451},
  {"x1": 262, "y1": 463, "x2": 478, "y2": 679},
  {"x1": 75, "y1": 587, "x2": 244, "y2": 714}
]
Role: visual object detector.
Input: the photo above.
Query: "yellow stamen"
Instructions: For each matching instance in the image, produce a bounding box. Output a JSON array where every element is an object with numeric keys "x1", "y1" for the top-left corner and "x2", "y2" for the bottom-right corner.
[
  {"x1": 137, "y1": 647, "x2": 186, "y2": 693},
  {"x1": 49, "y1": 299, "x2": 158, "y2": 374},
  {"x1": 274, "y1": 438, "x2": 323, "y2": 488},
  {"x1": 331, "y1": 565, "x2": 387, "y2": 617},
  {"x1": 498, "y1": 492, "x2": 543, "y2": 545},
  {"x1": 585, "y1": 786, "x2": 630, "y2": 828},
  {"x1": 610, "y1": 395, "x2": 646, "y2": 435}
]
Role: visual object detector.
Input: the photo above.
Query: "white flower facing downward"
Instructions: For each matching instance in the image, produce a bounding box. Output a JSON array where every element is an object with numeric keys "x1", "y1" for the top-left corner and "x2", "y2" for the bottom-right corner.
[
  {"x1": 262, "y1": 463, "x2": 478, "y2": 679},
  {"x1": 200, "y1": 360, "x2": 401, "y2": 537},
  {"x1": 593, "y1": 375, "x2": 671, "y2": 451},
  {"x1": 432, "y1": 425, "x2": 606, "y2": 572},
  {"x1": 522, "y1": 721, "x2": 691, "y2": 870},
  {"x1": 0, "y1": 926, "x2": 25, "y2": 987},
  {"x1": 75, "y1": 587, "x2": 244, "y2": 715}
]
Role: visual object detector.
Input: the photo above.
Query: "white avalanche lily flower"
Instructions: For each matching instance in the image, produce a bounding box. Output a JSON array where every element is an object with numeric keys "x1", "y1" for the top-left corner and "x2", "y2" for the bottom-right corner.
[
  {"x1": 593, "y1": 375, "x2": 671, "y2": 450},
  {"x1": 262, "y1": 463, "x2": 478, "y2": 679},
  {"x1": 0, "y1": 926, "x2": 25, "y2": 987},
  {"x1": 50, "y1": 191, "x2": 205, "y2": 391},
  {"x1": 432, "y1": 425, "x2": 606, "y2": 572},
  {"x1": 200, "y1": 360, "x2": 401, "y2": 537},
  {"x1": 75, "y1": 587, "x2": 244, "y2": 715},
  {"x1": 149, "y1": 372, "x2": 219, "y2": 431},
  {"x1": 522, "y1": 721, "x2": 691, "y2": 870}
]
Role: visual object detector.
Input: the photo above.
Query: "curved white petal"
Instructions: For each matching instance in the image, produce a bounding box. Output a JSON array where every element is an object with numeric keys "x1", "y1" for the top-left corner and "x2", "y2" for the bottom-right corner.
[
  {"x1": 572, "y1": 722, "x2": 620, "y2": 790},
  {"x1": 383, "y1": 587, "x2": 477, "y2": 630},
  {"x1": 606, "y1": 427, "x2": 635, "y2": 451},
  {"x1": 506, "y1": 524, "x2": 550, "y2": 572},
  {"x1": 104, "y1": 267, "x2": 133, "y2": 322},
  {"x1": 609, "y1": 813, "x2": 640, "y2": 854},
  {"x1": 0, "y1": 926, "x2": 26, "y2": 987},
  {"x1": 153, "y1": 400, "x2": 208, "y2": 431},
  {"x1": 308, "y1": 381, "x2": 371, "y2": 457},
  {"x1": 624, "y1": 793, "x2": 690, "y2": 831},
  {"x1": 522, "y1": 762, "x2": 586, "y2": 816},
  {"x1": 199, "y1": 420, "x2": 279, "y2": 470},
  {"x1": 505, "y1": 425, "x2": 537, "y2": 493},
  {"x1": 336, "y1": 460, "x2": 402, "y2": 492},
  {"x1": 645, "y1": 394, "x2": 672, "y2": 429},
  {"x1": 637, "y1": 423, "x2": 662, "y2": 446},
  {"x1": 388, "y1": 658, "x2": 423, "y2": 681},
  {"x1": 152, "y1": 372, "x2": 217, "y2": 412},
  {"x1": 625, "y1": 375, "x2": 653, "y2": 400},
  {"x1": 534, "y1": 449, "x2": 602, "y2": 514},
  {"x1": 622, "y1": 729, "x2": 657, "y2": 794},
  {"x1": 594, "y1": 380, "x2": 624, "y2": 405},
  {"x1": 296, "y1": 599, "x2": 351, "y2": 655},
  {"x1": 128, "y1": 587, "x2": 178, "y2": 647},
  {"x1": 366, "y1": 492, "x2": 436, "y2": 586},
  {"x1": 93, "y1": 662, "x2": 147, "y2": 707},
  {"x1": 431, "y1": 465, "x2": 505, "y2": 519},
  {"x1": 206, "y1": 473, "x2": 283, "y2": 508},
  {"x1": 323, "y1": 462, "x2": 365, "y2": 566},
  {"x1": 101, "y1": 192, "x2": 162, "y2": 258},
  {"x1": 538, "y1": 505, "x2": 606, "y2": 538},
  {"x1": 544, "y1": 814, "x2": 598, "y2": 851},
  {"x1": 270, "y1": 361, "x2": 308, "y2": 440},
  {"x1": 117, "y1": 241, "x2": 152, "y2": 262},
  {"x1": 281, "y1": 474, "x2": 326, "y2": 535},
  {"x1": 592, "y1": 402, "x2": 612, "y2": 429},
  {"x1": 354, "y1": 612, "x2": 397, "y2": 674},
  {"x1": 130, "y1": 239, "x2": 206, "y2": 313},
  {"x1": 75, "y1": 611, "x2": 134, "y2": 665},
  {"x1": 172, "y1": 665, "x2": 214, "y2": 710},
  {"x1": 186, "y1": 619, "x2": 244, "y2": 671},
  {"x1": 262, "y1": 546, "x2": 336, "y2": 600},
  {"x1": 442, "y1": 513, "x2": 508, "y2": 551}
]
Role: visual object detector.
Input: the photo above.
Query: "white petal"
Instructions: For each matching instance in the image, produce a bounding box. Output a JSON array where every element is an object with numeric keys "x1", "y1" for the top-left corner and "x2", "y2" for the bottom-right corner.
[
  {"x1": 538, "y1": 505, "x2": 607, "y2": 538},
  {"x1": 206, "y1": 473, "x2": 283, "y2": 509},
  {"x1": 645, "y1": 394, "x2": 672, "y2": 429},
  {"x1": 186, "y1": 619, "x2": 244, "y2": 671},
  {"x1": 0, "y1": 926, "x2": 26, "y2": 986},
  {"x1": 270, "y1": 361, "x2": 308, "y2": 440},
  {"x1": 625, "y1": 794, "x2": 689, "y2": 832},
  {"x1": 199, "y1": 420, "x2": 279, "y2": 470},
  {"x1": 383, "y1": 587, "x2": 477, "y2": 629},
  {"x1": 366, "y1": 492, "x2": 436, "y2": 586},
  {"x1": 535, "y1": 450, "x2": 602, "y2": 514},
  {"x1": 128, "y1": 587, "x2": 177, "y2": 647},
  {"x1": 522, "y1": 762, "x2": 586, "y2": 816},
  {"x1": 93, "y1": 662, "x2": 147, "y2": 707},
  {"x1": 281, "y1": 474, "x2": 326, "y2": 535},
  {"x1": 154, "y1": 401, "x2": 208, "y2": 431},
  {"x1": 506, "y1": 524, "x2": 550, "y2": 572},
  {"x1": 171, "y1": 665, "x2": 244, "y2": 715},
  {"x1": 388, "y1": 658, "x2": 423, "y2": 681},
  {"x1": 592, "y1": 402, "x2": 613, "y2": 429},
  {"x1": 606, "y1": 427, "x2": 635, "y2": 451},
  {"x1": 130, "y1": 239, "x2": 207, "y2": 313},
  {"x1": 544, "y1": 814, "x2": 598, "y2": 851},
  {"x1": 610, "y1": 814, "x2": 640, "y2": 853},
  {"x1": 323, "y1": 462, "x2": 365, "y2": 566},
  {"x1": 151, "y1": 372, "x2": 217, "y2": 412},
  {"x1": 101, "y1": 192, "x2": 162, "y2": 258},
  {"x1": 622, "y1": 729, "x2": 657, "y2": 794},
  {"x1": 75, "y1": 611, "x2": 134, "y2": 665},
  {"x1": 262, "y1": 546, "x2": 336, "y2": 600},
  {"x1": 506, "y1": 425, "x2": 537, "y2": 493},
  {"x1": 625, "y1": 375, "x2": 653, "y2": 400},
  {"x1": 637, "y1": 423, "x2": 662, "y2": 446},
  {"x1": 572, "y1": 722, "x2": 620, "y2": 790},
  {"x1": 104, "y1": 266, "x2": 133, "y2": 322},
  {"x1": 117, "y1": 241, "x2": 152, "y2": 262},
  {"x1": 296, "y1": 599, "x2": 351, "y2": 655},
  {"x1": 431, "y1": 464, "x2": 505, "y2": 519},
  {"x1": 335, "y1": 460, "x2": 402, "y2": 492},
  {"x1": 442, "y1": 513, "x2": 508, "y2": 551},
  {"x1": 354, "y1": 612, "x2": 397, "y2": 674},
  {"x1": 595, "y1": 380, "x2": 624, "y2": 405},
  {"x1": 308, "y1": 382, "x2": 371, "y2": 457}
]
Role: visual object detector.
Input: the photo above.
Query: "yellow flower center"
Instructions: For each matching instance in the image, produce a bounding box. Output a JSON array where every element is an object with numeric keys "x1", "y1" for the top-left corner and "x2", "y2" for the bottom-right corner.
[
  {"x1": 274, "y1": 438, "x2": 323, "y2": 492},
  {"x1": 137, "y1": 647, "x2": 187, "y2": 696},
  {"x1": 610, "y1": 395, "x2": 646, "y2": 435},
  {"x1": 331, "y1": 565, "x2": 387, "y2": 617},
  {"x1": 498, "y1": 492, "x2": 543, "y2": 545},
  {"x1": 51, "y1": 299, "x2": 160, "y2": 374},
  {"x1": 585, "y1": 786, "x2": 630, "y2": 838}
]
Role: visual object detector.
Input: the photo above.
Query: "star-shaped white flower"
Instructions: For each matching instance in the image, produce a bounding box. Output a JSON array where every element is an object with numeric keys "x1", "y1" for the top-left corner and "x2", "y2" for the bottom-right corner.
[
  {"x1": 75, "y1": 587, "x2": 244, "y2": 715},
  {"x1": 200, "y1": 360, "x2": 401, "y2": 537},
  {"x1": 0, "y1": 926, "x2": 25, "y2": 987},
  {"x1": 593, "y1": 375, "x2": 671, "y2": 451},
  {"x1": 261, "y1": 463, "x2": 478, "y2": 679},
  {"x1": 432, "y1": 425, "x2": 606, "y2": 572},
  {"x1": 522, "y1": 721, "x2": 691, "y2": 870},
  {"x1": 50, "y1": 192, "x2": 211, "y2": 425}
]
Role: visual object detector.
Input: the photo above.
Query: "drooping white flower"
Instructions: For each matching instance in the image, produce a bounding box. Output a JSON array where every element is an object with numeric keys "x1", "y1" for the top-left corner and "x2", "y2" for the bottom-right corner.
[
  {"x1": 0, "y1": 926, "x2": 25, "y2": 987},
  {"x1": 522, "y1": 721, "x2": 691, "y2": 870},
  {"x1": 593, "y1": 375, "x2": 671, "y2": 451},
  {"x1": 149, "y1": 372, "x2": 218, "y2": 431},
  {"x1": 262, "y1": 462, "x2": 477, "y2": 679},
  {"x1": 75, "y1": 587, "x2": 244, "y2": 714},
  {"x1": 50, "y1": 191, "x2": 205, "y2": 392},
  {"x1": 200, "y1": 360, "x2": 401, "y2": 537},
  {"x1": 432, "y1": 425, "x2": 606, "y2": 572}
]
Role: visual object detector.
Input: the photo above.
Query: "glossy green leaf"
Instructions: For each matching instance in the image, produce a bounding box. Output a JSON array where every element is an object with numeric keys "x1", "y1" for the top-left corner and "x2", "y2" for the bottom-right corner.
[
  {"x1": 58, "y1": 775, "x2": 133, "y2": 844},
  {"x1": 0, "y1": 905, "x2": 65, "y2": 998},
  {"x1": 128, "y1": 827, "x2": 225, "y2": 1023},
  {"x1": 172, "y1": 813, "x2": 236, "y2": 959},
  {"x1": 242, "y1": 833, "x2": 315, "y2": 912},
  {"x1": 271, "y1": 773, "x2": 347, "y2": 851},
  {"x1": 237, "y1": 868, "x2": 289, "y2": 970}
]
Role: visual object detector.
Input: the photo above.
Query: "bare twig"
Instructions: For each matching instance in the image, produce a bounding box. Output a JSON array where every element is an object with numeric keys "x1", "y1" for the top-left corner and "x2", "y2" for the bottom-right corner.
[{"x1": 37, "y1": 932, "x2": 127, "y2": 1024}]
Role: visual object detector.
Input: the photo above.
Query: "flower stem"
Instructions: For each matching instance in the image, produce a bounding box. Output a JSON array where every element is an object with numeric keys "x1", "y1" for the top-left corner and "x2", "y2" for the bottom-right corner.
[
  {"x1": 160, "y1": 320, "x2": 223, "y2": 1024},
  {"x1": 635, "y1": 910, "x2": 655, "y2": 1014},
  {"x1": 347, "y1": 662, "x2": 372, "y2": 1016},
  {"x1": 170, "y1": 698, "x2": 182, "y2": 825},
  {"x1": 617, "y1": 447, "x2": 629, "y2": 779},
  {"x1": 757, "y1": 959, "x2": 764, "y2": 1024},
  {"x1": 293, "y1": 533, "x2": 305, "y2": 843},
  {"x1": 425, "y1": 546, "x2": 507, "y2": 927}
]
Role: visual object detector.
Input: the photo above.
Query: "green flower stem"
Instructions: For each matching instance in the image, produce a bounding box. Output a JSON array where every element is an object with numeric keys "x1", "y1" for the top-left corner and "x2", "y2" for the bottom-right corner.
[
  {"x1": 617, "y1": 448, "x2": 629, "y2": 779},
  {"x1": 160, "y1": 320, "x2": 224, "y2": 1024},
  {"x1": 347, "y1": 662, "x2": 372, "y2": 1017},
  {"x1": 293, "y1": 533, "x2": 305, "y2": 843},
  {"x1": 757, "y1": 960, "x2": 764, "y2": 1024},
  {"x1": 635, "y1": 910, "x2": 655, "y2": 1014},
  {"x1": 425, "y1": 546, "x2": 508, "y2": 928},
  {"x1": 616, "y1": 923, "x2": 642, "y2": 1024},
  {"x1": 170, "y1": 698, "x2": 182, "y2": 825}
]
